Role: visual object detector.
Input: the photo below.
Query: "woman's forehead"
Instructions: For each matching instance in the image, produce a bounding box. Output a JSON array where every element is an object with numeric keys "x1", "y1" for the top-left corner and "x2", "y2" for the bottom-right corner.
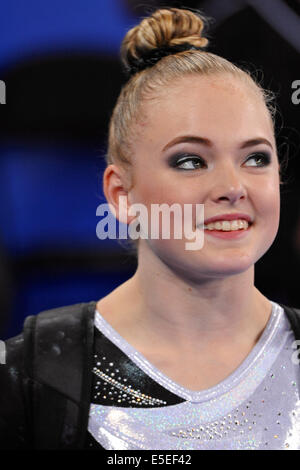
[
  {"x1": 146, "y1": 74, "x2": 264, "y2": 115},
  {"x1": 137, "y1": 74, "x2": 274, "y2": 149}
]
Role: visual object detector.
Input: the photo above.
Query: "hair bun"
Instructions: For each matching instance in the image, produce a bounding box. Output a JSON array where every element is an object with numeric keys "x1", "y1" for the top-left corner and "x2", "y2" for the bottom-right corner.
[{"x1": 121, "y1": 8, "x2": 209, "y2": 74}]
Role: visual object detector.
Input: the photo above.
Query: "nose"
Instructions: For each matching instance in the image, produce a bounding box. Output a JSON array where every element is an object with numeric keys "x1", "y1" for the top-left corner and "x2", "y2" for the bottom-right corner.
[{"x1": 211, "y1": 165, "x2": 247, "y2": 204}]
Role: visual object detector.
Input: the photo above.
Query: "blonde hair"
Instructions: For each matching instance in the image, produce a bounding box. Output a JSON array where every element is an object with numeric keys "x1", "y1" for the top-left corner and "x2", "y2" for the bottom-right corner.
[
  {"x1": 105, "y1": 8, "x2": 279, "y2": 256},
  {"x1": 107, "y1": 7, "x2": 276, "y2": 177}
]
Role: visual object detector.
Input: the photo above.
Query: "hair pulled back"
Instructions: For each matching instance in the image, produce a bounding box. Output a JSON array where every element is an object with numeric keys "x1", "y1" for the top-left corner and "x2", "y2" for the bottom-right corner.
[
  {"x1": 121, "y1": 7, "x2": 209, "y2": 75},
  {"x1": 105, "y1": 7, "x2": 279, "y2": 257},
  {"x1": 107, "y1": 8, "x2": 276, "y2": 178}
]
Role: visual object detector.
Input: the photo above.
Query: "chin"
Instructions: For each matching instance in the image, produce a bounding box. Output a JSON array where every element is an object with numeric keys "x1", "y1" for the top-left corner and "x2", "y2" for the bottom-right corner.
[
  {"x1": 203, "y1": 251, "x2": 257, "y2": 275},
  {"x1": 156, "y1": 248, "x2": 254, "y2": 282},
  {"x1": 206, "y1": 263, "x2": 254, "y2": 278}
]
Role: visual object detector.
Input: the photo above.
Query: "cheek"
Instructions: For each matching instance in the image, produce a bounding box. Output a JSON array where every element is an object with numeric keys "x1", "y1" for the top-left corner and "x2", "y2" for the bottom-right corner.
[
  {"x1": 254, "y1": 177, "x2": 280, "y2": 239},
  {"x1": 134, "y1": 177, "x2": 192, "y2": 205},
  {"x1": 131, "y1": 178, "x2": 201, "y2": 238},
  {"x1": 261, "y1": 178, "x2": 280, "y2": 216}
]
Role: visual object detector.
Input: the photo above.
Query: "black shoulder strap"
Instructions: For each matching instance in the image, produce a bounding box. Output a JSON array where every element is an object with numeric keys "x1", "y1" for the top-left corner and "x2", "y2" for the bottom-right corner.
[
  {"x1": 23, "y1": 300, "x2": 96, "y2": 449},
  {"x1": 280, "y1": 304, "x2": 300, "y2": 343}
]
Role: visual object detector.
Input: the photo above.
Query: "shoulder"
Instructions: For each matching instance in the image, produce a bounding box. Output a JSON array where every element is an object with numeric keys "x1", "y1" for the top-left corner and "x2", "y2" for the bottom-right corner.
[
  {"x1": 279, "y1": 303, "x2": 300, "y2": 339},
  {"x1": 4, "y1": 300, "x2": 97, "y2": 402},
  {"x1": 5, "y1": 300, "x2": 96, "y2": 352},
  {"x1": 6, "y1": 300, "x2": 97, "y2": 361},
  {"x1": 24, "y1": 300, "x2": 97, "y2": 331},
  {"x1": 26, "y1": 300, "x2": 96, "y2": 382},
  {"x1": 279, "y1": 303, "x2": 300, "y2": 318},
  {"x1": 1, "y1": 301, "x2": 97, "y2": 449}
]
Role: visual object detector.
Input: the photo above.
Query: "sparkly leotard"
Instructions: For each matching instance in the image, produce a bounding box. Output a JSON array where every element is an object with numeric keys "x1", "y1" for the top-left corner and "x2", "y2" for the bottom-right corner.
[{"x1": 85, "y1": 302, "x2": 300, "y2": 450}]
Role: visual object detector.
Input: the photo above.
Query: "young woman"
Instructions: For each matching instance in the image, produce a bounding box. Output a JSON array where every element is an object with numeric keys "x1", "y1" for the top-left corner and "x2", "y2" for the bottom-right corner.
[{"x1": 1, "y1": 7, "x2": 300, "y2": 450}]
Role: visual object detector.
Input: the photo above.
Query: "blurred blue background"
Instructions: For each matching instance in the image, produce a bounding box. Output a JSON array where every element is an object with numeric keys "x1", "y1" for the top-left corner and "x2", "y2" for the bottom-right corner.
[{"x1": 0, "y1": 0, "x2": 299, "y2": 338}]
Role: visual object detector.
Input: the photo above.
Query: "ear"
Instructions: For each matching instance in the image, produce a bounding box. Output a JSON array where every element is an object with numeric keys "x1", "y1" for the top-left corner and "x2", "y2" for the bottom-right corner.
[{"x1": 102, "y1": 164, "x2": 134, "y2": 225}]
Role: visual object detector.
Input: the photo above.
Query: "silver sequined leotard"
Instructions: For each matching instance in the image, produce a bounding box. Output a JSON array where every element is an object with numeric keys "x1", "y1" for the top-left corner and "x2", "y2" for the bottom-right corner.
[{"x1": 85, "y1": 302, "x2": 300, "y2": 450}]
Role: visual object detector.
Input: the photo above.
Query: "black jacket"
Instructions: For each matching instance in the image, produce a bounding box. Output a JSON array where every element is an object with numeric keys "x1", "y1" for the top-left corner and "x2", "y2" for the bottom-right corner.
[{"x1": 1, "y1": 300, "x2": 300, "y2": 450}]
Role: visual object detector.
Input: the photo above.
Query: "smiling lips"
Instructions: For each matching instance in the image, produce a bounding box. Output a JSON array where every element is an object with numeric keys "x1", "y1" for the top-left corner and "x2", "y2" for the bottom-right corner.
[
  {"x1": 199, "y1": 213, "x2": 253, "y2": 235},
  {"x1": 205, "y1": 219, "x2": 249, "y2": 231}
]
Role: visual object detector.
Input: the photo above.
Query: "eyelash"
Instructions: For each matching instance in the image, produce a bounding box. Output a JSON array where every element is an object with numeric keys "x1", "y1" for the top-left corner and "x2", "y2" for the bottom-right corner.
[{"x1": 170, "y1": 152, "x2": 271, "y2": 170}]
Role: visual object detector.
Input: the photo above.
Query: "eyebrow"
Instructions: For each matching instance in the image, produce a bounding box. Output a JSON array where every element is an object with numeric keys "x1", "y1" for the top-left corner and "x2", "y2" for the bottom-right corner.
[{"x1": 162, "y1": 136, "x2": 274, "y2": 151}]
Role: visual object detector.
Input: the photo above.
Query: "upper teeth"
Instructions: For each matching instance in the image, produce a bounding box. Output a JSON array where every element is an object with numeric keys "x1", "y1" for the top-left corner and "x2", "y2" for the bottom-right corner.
[{"x1": 203, "y1": 219, "x2": 249, "y2": 231}]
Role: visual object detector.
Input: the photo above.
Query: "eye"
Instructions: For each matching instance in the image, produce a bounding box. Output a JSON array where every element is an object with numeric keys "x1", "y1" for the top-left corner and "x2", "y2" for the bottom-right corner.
[
  {"x1": 244, "y1": 152, "x2": 271, "y2": 167},
  {"x1": 170, "y1": 154, "x2": 207, "y2": 170}
]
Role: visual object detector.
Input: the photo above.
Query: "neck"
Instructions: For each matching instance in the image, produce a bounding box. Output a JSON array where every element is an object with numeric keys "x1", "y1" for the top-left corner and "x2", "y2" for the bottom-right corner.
[{"x1": 124, "y1": 244, "x2": 271, "y2": 347}]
